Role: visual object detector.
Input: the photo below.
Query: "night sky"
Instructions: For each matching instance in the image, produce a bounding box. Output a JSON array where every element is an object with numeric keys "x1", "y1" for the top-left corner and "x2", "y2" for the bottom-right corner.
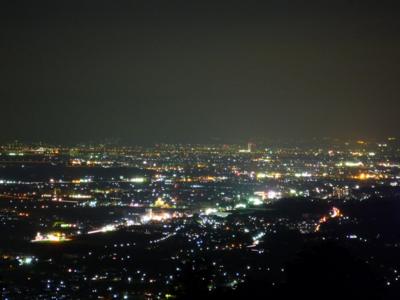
[{"x1": 1, "y1": 0, "x2": 399, "y2": 144}]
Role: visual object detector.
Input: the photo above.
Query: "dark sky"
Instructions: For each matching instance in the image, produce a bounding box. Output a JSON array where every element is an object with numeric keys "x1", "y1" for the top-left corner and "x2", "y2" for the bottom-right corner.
[{"x1": 1, "y1": 0, "x2": 399, "y2": 144}]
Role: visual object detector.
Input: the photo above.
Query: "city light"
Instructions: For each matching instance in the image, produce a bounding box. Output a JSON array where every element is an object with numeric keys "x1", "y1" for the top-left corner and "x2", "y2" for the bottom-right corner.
[{"x1": 31, "y1": 232, "x2": 72, "y2": 243}]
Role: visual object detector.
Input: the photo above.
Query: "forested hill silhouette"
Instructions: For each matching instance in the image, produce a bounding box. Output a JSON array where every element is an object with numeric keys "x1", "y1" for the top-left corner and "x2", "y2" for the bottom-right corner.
[{"x1": 171, "y1": 241, "x2": 385, "y2": 300}]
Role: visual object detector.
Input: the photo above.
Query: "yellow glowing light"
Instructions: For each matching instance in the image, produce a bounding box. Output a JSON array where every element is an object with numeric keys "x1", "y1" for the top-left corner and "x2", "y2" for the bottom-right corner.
[
  {"x1": 153, "y1": 198, "x2": 171, "y2": 209},
  {"x1": 315, "y1": 207, "x2": 343, "y2": 232},
  {"x1": 345, "y1": 161, "x2": 364, "y2": 167},
  {"x1": 355, "y1": 173, "x2": 376, "y2": 180},
  {"x1": 129, "y1": 177, "x2": 146, "y2": 183},
  {"x1": 32, "y1": 232, "x2": 71, "y2": 243}
]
